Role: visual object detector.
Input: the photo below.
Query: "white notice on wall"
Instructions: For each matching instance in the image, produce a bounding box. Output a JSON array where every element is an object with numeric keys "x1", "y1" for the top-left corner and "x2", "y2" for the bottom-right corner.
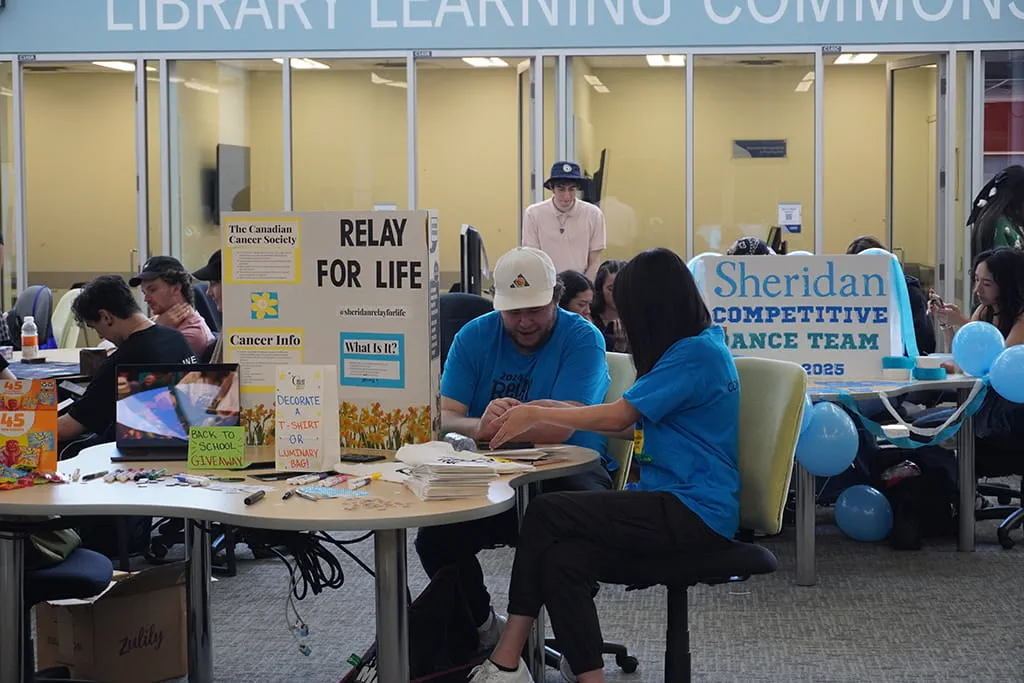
[{"x1": 778, "y1": 202, "x2": 802, "y2": 234}]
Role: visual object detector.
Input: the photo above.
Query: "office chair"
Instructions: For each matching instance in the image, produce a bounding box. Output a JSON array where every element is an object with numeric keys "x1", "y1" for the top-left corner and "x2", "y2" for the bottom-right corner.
[
  {"x1": 193, "y1": 282, "x2": 222, "y2": 334},
  {"x1": 439, "y1": 293, "x2": 493, "y2": 373},
  {"x1": 544, "y1": 351, "x2": 640, "y2": 676},
  {"x1": 601, "y1": 357, "x2": 802, "y2": 682},
  {"x1": 26, "y1": 547, "x2": 113, "y2": 682}
]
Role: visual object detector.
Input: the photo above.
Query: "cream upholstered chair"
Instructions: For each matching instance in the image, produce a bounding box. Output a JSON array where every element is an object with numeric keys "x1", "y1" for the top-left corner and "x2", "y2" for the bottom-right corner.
[
  {"x1": 51, "y1": 289, "x2": 82, "y2": 349},
  {"x1": 608, "y1": 356, "x2": 807, "y2": 682},
  {"x1": 604, "y1": 351, "x2": 637, "y2": 491}
]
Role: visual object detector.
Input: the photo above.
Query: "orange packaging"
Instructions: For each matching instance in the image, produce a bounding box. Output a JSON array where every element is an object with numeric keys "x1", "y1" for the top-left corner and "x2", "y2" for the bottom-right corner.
[{"x1": 0, "y1": 379, "x2": 58, "y2": 473}]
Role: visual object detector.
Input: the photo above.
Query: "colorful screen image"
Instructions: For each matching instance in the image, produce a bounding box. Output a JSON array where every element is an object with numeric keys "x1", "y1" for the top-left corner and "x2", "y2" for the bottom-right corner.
[{"x1": 115, "y1": 364, "x2": 240, "y2": 448}]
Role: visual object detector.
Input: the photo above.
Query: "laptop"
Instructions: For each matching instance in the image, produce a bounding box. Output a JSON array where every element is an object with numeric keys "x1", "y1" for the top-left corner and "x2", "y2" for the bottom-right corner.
[{"x1": 111, "y1": 363, "x2": 242, "y2": 462}]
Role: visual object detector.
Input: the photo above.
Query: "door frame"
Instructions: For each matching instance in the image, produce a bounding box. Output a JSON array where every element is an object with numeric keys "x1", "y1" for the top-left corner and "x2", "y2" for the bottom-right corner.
[{"x1": 885, "y1": 52, "x2": 949, "y2": 299}]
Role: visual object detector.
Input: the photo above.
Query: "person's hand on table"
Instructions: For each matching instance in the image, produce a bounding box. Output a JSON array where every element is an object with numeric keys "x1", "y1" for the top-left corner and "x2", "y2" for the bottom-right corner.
[
  {"x1": 477, "y1": 397, "x2": 521, "y2": 440},
  {"x1": 489, "y1": 404, "x2": 540, "y2": 449},
  {"x1": 940, "y1": 361, "x2": 959, "y2": 374}
]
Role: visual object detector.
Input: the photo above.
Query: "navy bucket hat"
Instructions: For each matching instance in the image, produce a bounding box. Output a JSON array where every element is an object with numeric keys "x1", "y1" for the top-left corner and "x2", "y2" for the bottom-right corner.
[{"x1": 544, "y1": 161, "x2": 586, "y2": 190}]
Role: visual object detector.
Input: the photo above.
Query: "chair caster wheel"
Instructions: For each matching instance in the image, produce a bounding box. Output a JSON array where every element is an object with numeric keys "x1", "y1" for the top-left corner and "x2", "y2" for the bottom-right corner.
[
  {"x1": 151, "y1": 543, "x2": 168, "y2": 558},
  {"x1": 997, "y1": 530, "x2": 1015, "y2": 550},
  {"x1": 997, "y1": 495, "x2": 1012, "y2": 505},
  {"x1": 615, "y1": 654, "x2": 639, "y2": 673}
]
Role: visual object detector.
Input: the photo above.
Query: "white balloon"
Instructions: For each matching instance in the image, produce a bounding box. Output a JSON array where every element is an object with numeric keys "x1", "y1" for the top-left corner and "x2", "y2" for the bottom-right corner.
[{"x1": 788, "y1": 250, "x2": 815, "y2": 256}]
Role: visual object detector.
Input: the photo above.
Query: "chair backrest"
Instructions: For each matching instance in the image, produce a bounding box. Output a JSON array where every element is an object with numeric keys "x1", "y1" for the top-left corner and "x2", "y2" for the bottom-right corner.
[
  {"x1": 52, "y1": 288, "x2": 83, "y2": 348},
  {"x1": 605, "y1": 351, "x2": 637, "y2": 490},
  {"x1": 734, "y1": 357, "x2": 807, "y2": 535},
  {"x1": 439, "y1": 293, "x2": 493, "y2": 372},
  {"x1": 14, "y1": 285, "x2": 54, "y2": 342}
]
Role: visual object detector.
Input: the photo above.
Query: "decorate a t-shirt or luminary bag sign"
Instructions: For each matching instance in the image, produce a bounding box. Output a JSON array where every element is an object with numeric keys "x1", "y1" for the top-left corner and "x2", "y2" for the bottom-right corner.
[{"x1": 699, "y1": 255, "x2": 902, "y2": 380}]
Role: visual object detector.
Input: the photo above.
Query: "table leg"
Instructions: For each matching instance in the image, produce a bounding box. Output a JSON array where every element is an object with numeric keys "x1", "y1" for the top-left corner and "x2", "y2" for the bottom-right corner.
[
  {"x1": 517, "y1": 482, "x2": 547, "y2": 678},
  {"x1": 0, "y1": 534, "x2": 24, "y2": 683},
  {"x1": 795, "y1": 463, "x2": 816, "y2": 587},
  {"x1": 186, "y1": 520, "x2": 214, "y2": 683},
  {"x1": 374, "y1": 529, "x2": 409, "y2": 683},
  {"x1": 956, "y1": 388, "x2": 976, "y2": 552}
]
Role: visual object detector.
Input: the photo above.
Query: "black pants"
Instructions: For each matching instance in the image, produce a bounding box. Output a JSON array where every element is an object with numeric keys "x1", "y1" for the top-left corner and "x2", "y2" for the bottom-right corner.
[
  {"x1": 414, "y1": 463, "x2": 612, "y2": 626},
  {"x1": 507, "y1": 490, "x2": 728, "y2": 676}
]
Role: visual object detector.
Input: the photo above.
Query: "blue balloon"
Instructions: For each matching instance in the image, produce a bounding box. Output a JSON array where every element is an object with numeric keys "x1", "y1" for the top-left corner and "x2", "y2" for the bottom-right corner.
[
  {"x1": 952, "y1": 321, "x2": 1005, "y2": 377},
  {"x1": 686, "y1": 251, "x2": 719, "y2": 272},
  {"x1": 858, "y1": 247, "x2": 890, "y2": 257},
  {"x1": 989, "y1": 345, "x2": 1024, "y2": 403},
  {"x1": 795, "y1": 402, "x2": 859, "y2": 476},
  {"x1": 800, "y1": 394, "x2": 814, "y2": 433},
  {"x1": 835, "y1": 485, "x2": 893, "y2": 542}
]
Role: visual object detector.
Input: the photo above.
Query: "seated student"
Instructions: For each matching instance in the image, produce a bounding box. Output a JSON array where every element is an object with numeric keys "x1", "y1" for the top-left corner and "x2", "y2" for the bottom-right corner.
[
  {"x1": 191, "y1": 250, "x2": 224, "y2": 363},
  {"x1": 129, "y1": 256, "x2": 215, "y2": 357},
  {"x1": 57, "y1": 275, "x2": 199, "y2": 445},
  {"x1": 416, "y1": 246, "x2": 612, "y2": 652},
  {"x1": 557, "y1": 269, "x2": 595, "y2": 322},
  {"x1": 590, "y1": 260, "x2": 629, "y2": 353},
  {"x1": 846, "y1": 236, "x2": 936, "y2": 355},
  {"x1": 726, "y1": 236, "x2": 776, "y2": 255},
  {"x1": 468, "y1": 247, "x2": 739, "y2": 683}
]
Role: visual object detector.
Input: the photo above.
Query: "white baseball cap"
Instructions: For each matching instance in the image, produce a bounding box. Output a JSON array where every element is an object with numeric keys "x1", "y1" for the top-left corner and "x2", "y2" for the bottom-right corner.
[{"x1": 492, "y1": 247, "x2": 558, "y2": 311}]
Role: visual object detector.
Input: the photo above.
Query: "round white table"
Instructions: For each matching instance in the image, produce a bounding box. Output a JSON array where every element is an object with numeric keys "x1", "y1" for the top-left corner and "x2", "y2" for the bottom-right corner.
[{"x1": 0, "y1": 442, "x2": 600, "y2": 683}]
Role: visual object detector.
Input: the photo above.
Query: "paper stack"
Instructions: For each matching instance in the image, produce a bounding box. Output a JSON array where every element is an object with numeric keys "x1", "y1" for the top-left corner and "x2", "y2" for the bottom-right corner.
[{"x1": 397, "y1": 441, "x2": 533, "y2": 501}]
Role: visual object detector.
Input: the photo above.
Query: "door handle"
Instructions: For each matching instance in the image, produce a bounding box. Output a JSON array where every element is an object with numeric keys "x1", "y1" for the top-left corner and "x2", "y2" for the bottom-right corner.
[{"x1": 129, "y1": 248, "x2": 139, "y2": 275}]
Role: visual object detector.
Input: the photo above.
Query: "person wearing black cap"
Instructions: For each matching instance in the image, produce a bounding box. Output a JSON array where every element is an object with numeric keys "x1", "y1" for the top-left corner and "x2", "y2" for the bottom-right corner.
[
  {"x1": 129, "y1": 255, "x2": 215, "y2": 357},
  {"x1": 726, "y1": 236, "x2": 776, "y2": 256},
  {"x1": 522, "y1": 161, "x2": 606, "y2": 281},
  {"x1": 192, "y1": 250, "x2": 224, "y2": 363}
]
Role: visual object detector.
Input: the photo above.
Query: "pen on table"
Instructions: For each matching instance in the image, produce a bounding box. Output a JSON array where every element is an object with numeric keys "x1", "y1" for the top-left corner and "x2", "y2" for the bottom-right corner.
[
  {"x1": 71, "y1": 468, "x2": 80, "y2": 482},
  {"x1": 349, "y1": 473, "x2": 382, "y2": 490},
  {"x1": 81, "y1": 470, "x2": 108, "y2": 481},
  {"x1": 281, "y1": 490, "x2": 294, "y2": 500},
  {"x1": 295, "y1": 490, "x2": 319, "y2": 502},
  {"x1": 244, "y1": 490, "x2": 266, "y2": 506}
]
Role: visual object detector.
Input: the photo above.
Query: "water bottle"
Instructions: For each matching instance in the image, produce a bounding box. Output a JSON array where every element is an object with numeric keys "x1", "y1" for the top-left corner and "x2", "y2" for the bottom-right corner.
[{"x1": 21, "y1": 315, "x2": 38, "y2": 360}]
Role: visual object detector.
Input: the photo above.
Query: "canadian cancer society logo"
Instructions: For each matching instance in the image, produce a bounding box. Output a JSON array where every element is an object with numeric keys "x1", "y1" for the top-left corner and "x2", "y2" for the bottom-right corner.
[{"x1": 250, "y1": 292, "x2": 280, "y2": 320}]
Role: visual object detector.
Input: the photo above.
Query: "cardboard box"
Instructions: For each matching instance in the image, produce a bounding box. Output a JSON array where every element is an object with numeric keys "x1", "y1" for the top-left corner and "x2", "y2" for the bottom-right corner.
[{"x1": 35, "y1": 563, "x2": 187, "y2": 683}]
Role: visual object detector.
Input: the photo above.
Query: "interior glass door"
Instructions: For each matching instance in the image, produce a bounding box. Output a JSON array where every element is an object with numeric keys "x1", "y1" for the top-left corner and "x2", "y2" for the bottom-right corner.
[
  {"x1": 887, "y1": 54, "x2": 947, "y2": 299},
  {"x1": 519, "y1": 57, "x2": 538, "y2": 239}
]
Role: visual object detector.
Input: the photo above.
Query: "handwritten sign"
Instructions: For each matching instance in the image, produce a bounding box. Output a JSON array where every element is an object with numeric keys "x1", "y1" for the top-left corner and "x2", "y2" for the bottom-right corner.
[
  {"x1": 701, "y1": 255, "x2": 897, "y2": 379},
  {"x1": 274, "y1": 365, "x2": 340, "y2": 471},
  {"x1": 187, "y1": 427, "x2": 245, "y2": 470}
]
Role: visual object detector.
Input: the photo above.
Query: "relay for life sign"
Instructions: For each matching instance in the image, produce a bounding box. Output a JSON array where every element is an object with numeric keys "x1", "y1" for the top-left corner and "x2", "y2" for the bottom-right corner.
[
  {"x1": 701, "y1": 254, "x2": 898, "y2": 379},
  {"x1": 222, "y1": 211, "x2": 441, "y2": 456}
]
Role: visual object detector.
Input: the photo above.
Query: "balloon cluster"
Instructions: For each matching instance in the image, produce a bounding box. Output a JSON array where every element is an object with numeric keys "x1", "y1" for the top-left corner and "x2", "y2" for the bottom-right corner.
[
  {"x1": 795, "y1": 392, "x2": 894, "y2": 542},
  {"x1": 952, "y1": 321, "x2": 1024, "y2": 403}
]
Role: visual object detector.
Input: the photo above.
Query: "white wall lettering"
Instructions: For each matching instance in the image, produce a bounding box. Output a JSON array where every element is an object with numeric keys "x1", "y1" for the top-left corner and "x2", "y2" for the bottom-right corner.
[
  {"x1": 634, "y1": 0, "x2": 671, "y2": 24},
  {"x1": 1007, "y1": 0, "x2": 1024, "y2": 17},
  {"x1": 479, "y1": 0, "x2": 515, "y2": 26},
  {"x1": 912, "y1": 0, "x2": 954, "y2": 20},
  {"x1": 279, "y1": 0, "x2": 312, "y2": 28},
  {"x1": 748, "y1": 0, "x2": 788, "y2": 23},
  {"x1": 372, "y1": 0, "x2": 398, "y2": 27},
  {"x1": 234, "y1": 0, "x2": 274, "y2": 29},
  {"x1": 798, "y1": 0, "x2": 843, "y2": 22},
  {"x1": 436, "y1": 0, "x2": 476, "y2": 26},
  {"x1": 404, "y1": 0, "x2": 434, "y2": 27},
  {"x1": 157, "y1": 0, "x2": 189, "y2": 30},
  {"x1": 962, "y1": 0, "x2": 1000, "y2": 20},
  {"x1": 198, "y1": 0, "x2": 232, "y2": 30},
  {"x1": 705, "y1": 0, "x2": 741, "y2": 23}
]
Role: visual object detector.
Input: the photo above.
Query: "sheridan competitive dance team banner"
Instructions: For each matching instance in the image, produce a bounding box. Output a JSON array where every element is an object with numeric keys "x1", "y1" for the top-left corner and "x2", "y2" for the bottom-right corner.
[
  {"x1": 221, "y1": 211, "x2": 441, "y2": 451},
  {"x1": 701, "y1": 255, "x2": 899, "y2": 379}
]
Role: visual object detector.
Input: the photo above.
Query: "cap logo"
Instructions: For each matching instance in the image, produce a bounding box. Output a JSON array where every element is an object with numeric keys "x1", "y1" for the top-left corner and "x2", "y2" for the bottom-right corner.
[
  {"x1": 510, "y1": 273, "x2": 531, "y2": 288},
  {"x1": 562, "y1": 163, "x2": 572, "y2": 172}
]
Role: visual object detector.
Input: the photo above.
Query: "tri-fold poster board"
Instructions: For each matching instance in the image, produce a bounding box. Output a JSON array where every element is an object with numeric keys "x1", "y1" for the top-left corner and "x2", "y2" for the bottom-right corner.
[{"x1": 221, "y1": 210, "x2": 442, "y2": 470}]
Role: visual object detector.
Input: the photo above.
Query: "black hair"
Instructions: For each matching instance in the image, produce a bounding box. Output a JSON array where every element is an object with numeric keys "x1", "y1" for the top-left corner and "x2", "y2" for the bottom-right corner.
[
  {"x1": 591, "y1": 259, "x2": 627, "y2": 323},
  {"x1": 846, "y1": 235, "x2": 885, "y2": 254},
  {"x1": 556, "y1": 270, "x2": 594, "y2": 310},
  {"x1": 612, "y1": 248, "x2": 711, "y2": 377},
  {"x1": 71, "y1": 275, "x2": 142, "y2": 325},
  {"x1": 153, "y1": 270, "x2": 196, "y2": 307},
  {"x1": 969, "y1": 165, "x2": 1024, "y2": 259},
  {"x1": 973, "y1": 247, "x2": 1024, "y2": 338}
]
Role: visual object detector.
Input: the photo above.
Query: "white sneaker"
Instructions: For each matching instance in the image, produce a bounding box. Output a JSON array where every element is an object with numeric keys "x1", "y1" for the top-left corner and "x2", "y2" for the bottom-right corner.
[
  {"x1": 558, "y1": 655, "x2": 578, "y2": 682},
  {"x1": 467, "y1": 658, "x2": 535, "y2": 682},
  {"x1": 477, "y1": 609, "x2": 508, "y2": 651}
]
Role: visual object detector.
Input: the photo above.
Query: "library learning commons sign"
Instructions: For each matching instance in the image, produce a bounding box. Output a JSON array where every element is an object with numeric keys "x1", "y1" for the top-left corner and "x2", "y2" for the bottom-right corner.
[{"x1": 0, "y1": 1, "x2": 1020, "y2": 54}]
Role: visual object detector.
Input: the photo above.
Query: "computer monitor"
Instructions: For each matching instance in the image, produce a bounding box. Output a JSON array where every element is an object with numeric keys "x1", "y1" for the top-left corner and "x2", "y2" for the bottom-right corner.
[
  {"x1": 460, "y1": 224, "x2": 489, "y2": 295},
  {"x1": 583, "y1": 148, "x2": 608, "y2": 205},
  {"x1": 114, "y1": 363, "x2": 241, "y2": 449}
]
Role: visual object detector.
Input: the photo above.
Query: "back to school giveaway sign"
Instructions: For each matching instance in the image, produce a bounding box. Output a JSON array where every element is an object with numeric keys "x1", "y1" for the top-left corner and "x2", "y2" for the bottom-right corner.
[
  {"x1": 701, "y1": 255, "x2": 898, "y2": 379},
  {"x1": 222, "y1": 211, "x2": 441, "y2": 459}
]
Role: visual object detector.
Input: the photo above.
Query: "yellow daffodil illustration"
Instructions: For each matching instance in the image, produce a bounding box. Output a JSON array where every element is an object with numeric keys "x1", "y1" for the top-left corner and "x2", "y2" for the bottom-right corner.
[{"x1": 250, "y1": 292, "x2": 279, "y2": 320}]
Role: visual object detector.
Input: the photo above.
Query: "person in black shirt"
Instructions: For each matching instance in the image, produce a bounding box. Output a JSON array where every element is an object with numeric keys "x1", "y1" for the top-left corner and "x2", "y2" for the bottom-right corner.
[{"x1": 58, "y1": 275, "x2": 198, "y2": 442}]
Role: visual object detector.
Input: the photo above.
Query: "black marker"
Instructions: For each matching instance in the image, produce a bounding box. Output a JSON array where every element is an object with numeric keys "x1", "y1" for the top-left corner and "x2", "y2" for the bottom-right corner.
[
  {"x1": 244, "y1": 490, "x2": 266, "y2": 506},
  {"x1": 282, "y1": 490, "x2": 294, "y2": 500},
  {"x1": 81, "y1": 470, "x2": 108, "y2": 481}
]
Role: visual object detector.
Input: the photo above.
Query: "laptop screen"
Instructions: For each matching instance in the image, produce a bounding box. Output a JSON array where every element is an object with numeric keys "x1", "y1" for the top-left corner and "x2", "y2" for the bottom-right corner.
[{"x1": 115, "y1": 363, "x2": 241, "y2": 448}]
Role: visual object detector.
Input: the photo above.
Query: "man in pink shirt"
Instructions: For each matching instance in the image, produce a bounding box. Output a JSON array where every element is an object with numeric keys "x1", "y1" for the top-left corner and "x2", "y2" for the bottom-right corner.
[
  {"x1": 522, "y1": 161, "x2": 607, "y2": 281},
  {"x1": 129, "y1": 256, "x2": 215, "y2": 357}
]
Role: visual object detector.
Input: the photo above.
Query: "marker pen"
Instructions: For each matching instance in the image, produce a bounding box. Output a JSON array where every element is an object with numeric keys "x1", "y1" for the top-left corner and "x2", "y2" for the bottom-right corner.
[
  {"x1": 349, "y1": 473, "x2": 382, "y2": 490},
  {"x1": 282, "y1": 490, "x2": 295, "y2": 500},
  {"x1": 295, "y1": 490, "x2": 319, "y2": 502},
  {"x1": 244, "y1": 490, "x2": 266, "y2": 506},
  {"x1": 81, "y1": 470, "x2": 108, "y2": 481}
]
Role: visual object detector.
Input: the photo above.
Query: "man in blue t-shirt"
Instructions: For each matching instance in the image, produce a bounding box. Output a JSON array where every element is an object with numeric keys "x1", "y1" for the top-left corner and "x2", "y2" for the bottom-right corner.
[{"x1": 416, "y1": 246, "x2": 612, "y2": 650}]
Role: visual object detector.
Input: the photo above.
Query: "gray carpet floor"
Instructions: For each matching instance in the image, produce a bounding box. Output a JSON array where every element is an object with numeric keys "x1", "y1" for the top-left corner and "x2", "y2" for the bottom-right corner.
[{"x1": 198, "y1": 506, "x2": 1024, "y2": 683}]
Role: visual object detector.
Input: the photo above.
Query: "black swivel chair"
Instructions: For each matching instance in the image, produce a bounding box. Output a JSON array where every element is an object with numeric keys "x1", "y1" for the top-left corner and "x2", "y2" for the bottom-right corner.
[
  {"x1": 25, "y1": 547, "x2": 114, "y2": 682},
  {"x1": 439, "y1": 292, "x2": 493, "y2": 372}
]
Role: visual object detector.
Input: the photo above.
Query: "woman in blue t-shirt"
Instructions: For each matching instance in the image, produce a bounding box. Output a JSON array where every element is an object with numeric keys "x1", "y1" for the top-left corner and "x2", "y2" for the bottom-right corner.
[{"x1": 468, "y1": 248, "x2": 741, "y2": 683}]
